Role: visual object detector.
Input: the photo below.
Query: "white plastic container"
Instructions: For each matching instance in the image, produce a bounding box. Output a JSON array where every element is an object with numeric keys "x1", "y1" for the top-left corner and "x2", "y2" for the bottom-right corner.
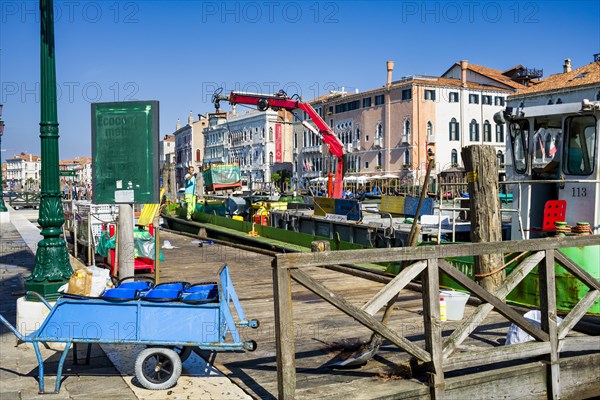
[{"x1": 440, "y1": 290, "x2": 470, "y2": 320}]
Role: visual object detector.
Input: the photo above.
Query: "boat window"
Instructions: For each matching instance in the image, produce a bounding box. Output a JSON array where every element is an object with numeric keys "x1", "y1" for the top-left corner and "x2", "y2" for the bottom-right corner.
[
  {"x1": 509, "y1": 120, "x2": 529, "y2": 174},
  {"x1": 532, "y1": 127, "x2": 560, "y2": 169},
  {"x1": 564, "y1": 115, "x2": 596, "y2": 175}
]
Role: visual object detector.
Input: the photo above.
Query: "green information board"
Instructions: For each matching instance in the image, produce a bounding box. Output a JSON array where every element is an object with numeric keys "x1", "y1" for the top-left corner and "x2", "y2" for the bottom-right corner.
[{"x1": 92, "y1": 101, "x2": 159, "y2": 204}]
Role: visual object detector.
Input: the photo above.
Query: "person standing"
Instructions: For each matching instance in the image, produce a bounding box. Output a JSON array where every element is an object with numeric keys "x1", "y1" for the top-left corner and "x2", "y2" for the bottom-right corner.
[{"x1": 184, "y1": 166, "x2": 197, "y2": 220}]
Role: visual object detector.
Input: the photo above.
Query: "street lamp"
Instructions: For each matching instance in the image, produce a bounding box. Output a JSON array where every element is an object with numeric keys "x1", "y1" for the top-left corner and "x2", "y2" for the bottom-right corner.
[
  {"x1": 0, "y1": 103, "x2": 6, "y2": 212},
  {"x1": 24, "y1": 0, "x2": 73, "y2": 300}
]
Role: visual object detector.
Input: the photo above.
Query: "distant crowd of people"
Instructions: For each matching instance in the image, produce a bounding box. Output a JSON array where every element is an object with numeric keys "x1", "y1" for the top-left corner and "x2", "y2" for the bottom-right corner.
[{"x1": 63, "y1": 183, "x2": 92, "y2": 200}]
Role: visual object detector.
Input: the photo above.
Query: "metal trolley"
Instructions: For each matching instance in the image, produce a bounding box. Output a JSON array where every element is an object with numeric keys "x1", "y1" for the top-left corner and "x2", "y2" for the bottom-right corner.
[{"x1": 0, "y1": 265, "x2": 259, "y2": 393}]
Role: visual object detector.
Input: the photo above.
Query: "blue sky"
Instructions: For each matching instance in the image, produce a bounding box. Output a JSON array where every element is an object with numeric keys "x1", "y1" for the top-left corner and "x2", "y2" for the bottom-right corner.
[{"x1": 1, "y1": 0, "x2": 599, "y2": 159}]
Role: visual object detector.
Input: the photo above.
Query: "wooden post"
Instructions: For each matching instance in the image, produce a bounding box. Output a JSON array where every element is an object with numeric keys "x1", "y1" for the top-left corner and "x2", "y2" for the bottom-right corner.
[
  {"x1": 117, "y1": 204, "x2": 134, "y2": 279},
  {"x1": 169, "y1": 162, "x2": 177, "y2": 201},
  {"x1": 87, "y1": 212, "x2": 92, "y2": 266},
  {"x1": 272, "y1": 257, "x2": 296, "y2": 399},
  {"x1": 461, "y1": 145, "x2": 504, "y2": 292},
  {"x1": 422, "y1": 258, "x2": 445, "y2": 399},
  {"x1": 73, "y1": 206, "x2": 78, "y2": 259},
  {"x1": 161, "y1": 163, "x2": 169, "y2": 200},
  {"x1": 540, "y1": 249, "x2": 560, "y2": 399},
  {"x1": 153, "y1": 218, "x2": 160, "y2": 285}
]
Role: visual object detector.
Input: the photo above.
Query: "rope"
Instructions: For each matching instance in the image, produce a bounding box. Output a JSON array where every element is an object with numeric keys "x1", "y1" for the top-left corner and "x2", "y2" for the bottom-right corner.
[
  {"x1": 572, "y1": 223, "x2": 592, "y2": 235},
  {"x1": 474, "y1": 251, "x2": 528, "y2": 278}
]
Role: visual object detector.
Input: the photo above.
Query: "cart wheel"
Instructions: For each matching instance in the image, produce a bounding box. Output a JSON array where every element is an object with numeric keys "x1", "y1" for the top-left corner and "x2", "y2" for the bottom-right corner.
[
  {"x1": 135, "y1": 347, "x2": 182, "y2": 390},
  {"x1": 172, "y1": 346, "x2": 193, "y2": 362}
]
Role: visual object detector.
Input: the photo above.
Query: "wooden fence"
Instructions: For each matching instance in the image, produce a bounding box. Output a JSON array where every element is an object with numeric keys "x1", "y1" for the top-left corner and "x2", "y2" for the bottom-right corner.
[{"x1": 272, "y1": 235, "x2": 600, "y2": 399}]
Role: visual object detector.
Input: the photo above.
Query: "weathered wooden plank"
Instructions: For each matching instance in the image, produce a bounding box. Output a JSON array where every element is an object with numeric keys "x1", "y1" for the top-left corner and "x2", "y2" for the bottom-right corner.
[
  {"x1": 422, "y1": 258, "x2": 445, "y2": 399},
  {"x1": 558, "y1": 289, "x2": 600, "y2": 339},
  {"x1": 289, "y1": 268, "x2": 432, "y2": 363},
  {"x1": 275, "y1": 235, "x2": 600, "y2": 269},
  {"x1": 554, "y1": 250, "x2": 600, "y2": 291},
  {"x1": 560, "y1": 335, "x2": 600, "y2": 352},
  {"x1": 155, "y1": 229, "x2": 600, "y2": 400},
  {"x1": 323, "y1": 264, "x2": 391, "y2": 284},
  {"x1": 443, "y1": 341, "x2": 551, "y2": 371},
  {"x1": 539, "y1": 249, "x2": 560, "y2": 399},
  {"x1": 272, "y1": 258, "x2": 296, "y2": 400},
  {"x1": 443, "y1": 353, "x2": 600, "y2": 400},
  {"x1": 442, "y1": 251, "x2": 544, "y2": 358},
  {"x1": 438, "y1": 262, "x2": 549, "y2": 342},
  {"x1": 362, "y1": 261, "x2": 426, "y2": 315}
]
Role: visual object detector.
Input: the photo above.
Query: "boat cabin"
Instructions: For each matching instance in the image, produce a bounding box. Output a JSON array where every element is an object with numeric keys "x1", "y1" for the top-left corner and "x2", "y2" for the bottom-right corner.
[{"x1": 501, "y1": 65, "x2": 599, "y2": 240}]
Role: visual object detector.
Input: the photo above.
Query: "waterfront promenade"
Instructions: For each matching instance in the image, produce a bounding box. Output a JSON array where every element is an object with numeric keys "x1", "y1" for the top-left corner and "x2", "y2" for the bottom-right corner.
[
  {"x1": 0, "y1": 207, "x2": 251, "y2": 399},
  {"x1": 2, "y1": 206, "x2": 598, "y2": 399}
]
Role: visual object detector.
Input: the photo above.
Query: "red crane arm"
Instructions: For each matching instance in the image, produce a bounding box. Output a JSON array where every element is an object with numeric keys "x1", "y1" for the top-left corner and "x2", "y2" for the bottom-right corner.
[
  {"x1": 227, "y1": 92, "x2": 344, "y2": 157},
  {"x1": 217, "y1": 91, "x2": 345, "y2": 198}
]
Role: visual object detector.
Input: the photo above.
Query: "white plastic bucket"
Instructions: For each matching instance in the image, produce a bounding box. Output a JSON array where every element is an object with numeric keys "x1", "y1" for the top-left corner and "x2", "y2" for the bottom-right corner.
[{"x1": 440, "y1": 290, "x2": 470, "y2": 320}]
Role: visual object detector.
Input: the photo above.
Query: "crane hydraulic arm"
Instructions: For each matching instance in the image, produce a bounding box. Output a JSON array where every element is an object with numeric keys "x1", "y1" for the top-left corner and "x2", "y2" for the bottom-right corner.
[{"x1": 213, "y1": 90, "x2": 345, "y2": 198}]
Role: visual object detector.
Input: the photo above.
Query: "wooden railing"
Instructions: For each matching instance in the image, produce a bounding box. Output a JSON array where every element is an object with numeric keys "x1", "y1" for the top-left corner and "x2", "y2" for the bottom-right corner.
[
  {"x1": 272, "y1": 235, "x2": 600, "y2": 399},
  {"x1": 8, "y1": 191, "x2": 40, "y2": 208}
]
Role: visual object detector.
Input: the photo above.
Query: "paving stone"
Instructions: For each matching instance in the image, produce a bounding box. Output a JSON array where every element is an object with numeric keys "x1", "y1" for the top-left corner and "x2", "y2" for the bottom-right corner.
[{"x1": 1, "y1": 211, "x2": 252, "y2": 399}]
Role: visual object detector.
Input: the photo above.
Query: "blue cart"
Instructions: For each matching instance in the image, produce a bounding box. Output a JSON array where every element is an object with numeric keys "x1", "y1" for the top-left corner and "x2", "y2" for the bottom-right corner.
[{"x1": 0, "y1": 264, "x2": 258, "y2": 393}]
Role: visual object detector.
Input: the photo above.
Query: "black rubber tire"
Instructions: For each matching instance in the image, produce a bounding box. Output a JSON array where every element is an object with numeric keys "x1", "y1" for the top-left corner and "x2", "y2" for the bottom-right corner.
[
  {"x1": 172, "y1": 346, "x2": 193, "y2": 362},
  {"x1": 135, "y1": 347, "x2": 182, "y2": 390}
]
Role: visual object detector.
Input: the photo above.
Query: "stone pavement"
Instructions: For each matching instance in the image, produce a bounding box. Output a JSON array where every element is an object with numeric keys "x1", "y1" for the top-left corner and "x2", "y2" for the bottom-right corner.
[{"x1": 0, "y1": 207, "x2": 251, "y2": 399}]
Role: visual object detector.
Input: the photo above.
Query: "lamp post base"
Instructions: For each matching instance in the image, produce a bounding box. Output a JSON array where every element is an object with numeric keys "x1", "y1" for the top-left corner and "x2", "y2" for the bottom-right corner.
[
  {"x1": 25, "y1": 237, "x2": 73, "y2": 300},
  {"x1": 0, "y1": 210, "x2": 8, "y2": 224},
  {"x1": 24, "y1": 280, "x2": 67, "y2": 301}
]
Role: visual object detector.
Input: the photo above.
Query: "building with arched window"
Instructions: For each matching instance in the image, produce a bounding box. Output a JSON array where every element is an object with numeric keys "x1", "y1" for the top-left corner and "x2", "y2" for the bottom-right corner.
[
  {"x1": 203, "y1": 108, "x2": 293, "y2": 190},
  {"x1": 292, "y1": 60, "x2": 526, "y2": 186},
  {"x1": 172, "y1": 112, "x2": 208, "y2": 188}
]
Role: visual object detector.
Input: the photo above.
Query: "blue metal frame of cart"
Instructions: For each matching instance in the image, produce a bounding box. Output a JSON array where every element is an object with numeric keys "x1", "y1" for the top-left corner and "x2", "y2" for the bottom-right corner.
[{"x1": 0, "y1": 264, "x2": 258, "y2": 393}]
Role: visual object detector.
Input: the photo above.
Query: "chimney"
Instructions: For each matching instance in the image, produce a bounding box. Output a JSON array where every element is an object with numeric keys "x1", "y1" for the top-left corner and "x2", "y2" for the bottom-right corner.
[
  {"x1": 460, "y1": 60, "x2": 468, "y2": 87},
  {"x1": 176, "y1": 118, "x2": 181, "y2": 130},
  {"x1": 386, "y1": 61, "x2": 395, "y2": 88},
  {"x1": 563, "y1": 58, "x2": 572, "y2": 73},
  {"x1": 188, "y1": 111, "x2": 194, "y2": 125}
]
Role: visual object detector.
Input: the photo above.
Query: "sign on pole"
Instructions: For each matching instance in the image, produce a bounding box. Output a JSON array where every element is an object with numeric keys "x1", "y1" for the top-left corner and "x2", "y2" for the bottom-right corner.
[{"x1": 91, "y1": 101, "x2": 159, "y2": 204}]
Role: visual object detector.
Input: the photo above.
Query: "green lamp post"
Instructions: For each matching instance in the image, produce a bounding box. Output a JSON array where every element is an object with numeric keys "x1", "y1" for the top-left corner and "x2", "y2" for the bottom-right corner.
[
  {"x1": 0, "y1": 104, "x2": 7, "y2": 212},
  {"x1": 24, "y1": 0, "x2": 73, "y2": 300}
]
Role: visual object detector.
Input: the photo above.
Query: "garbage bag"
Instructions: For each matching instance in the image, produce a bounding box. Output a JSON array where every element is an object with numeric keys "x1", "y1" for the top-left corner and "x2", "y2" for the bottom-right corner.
[
  {"x1": 133, "y1": 228, "x2": 164, "y2": 261},
  {"x1": 505, "y1": 310, "x2": 563, "y2": 345},
  {"x1": 96, "y1": 230, "x2": 116, "y2": 257},
  {"x1": 87, "y1": 265, "x2": 113, "y2": 296},
  {"x1": 66, "y1": 268, "x2": 93, "y2": 296}
]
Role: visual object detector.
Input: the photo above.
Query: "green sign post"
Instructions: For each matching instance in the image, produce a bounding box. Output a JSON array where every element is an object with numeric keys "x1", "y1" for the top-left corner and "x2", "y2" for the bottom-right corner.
[
  {"x1": 59, "y1": 170, "x2": 76, "y2": 177},
  {"x1": 92, "y1": 101, "x2": 159, "y2": 204}
]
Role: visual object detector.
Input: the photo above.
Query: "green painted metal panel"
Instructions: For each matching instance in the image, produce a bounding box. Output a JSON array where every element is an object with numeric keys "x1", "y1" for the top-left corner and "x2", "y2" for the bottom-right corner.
[
  {"x1": 92, "y1": 101, "x2": 159, "y2": 204},
  {"x1": 440, "y1": 246, "x2": 600, "y2": 315}
]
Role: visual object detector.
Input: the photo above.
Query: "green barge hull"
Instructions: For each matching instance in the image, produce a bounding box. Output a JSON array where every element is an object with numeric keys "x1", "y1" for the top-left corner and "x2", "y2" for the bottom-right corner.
[{"x1": 163, "y1": 210, "x2": 599, "y2": 316}]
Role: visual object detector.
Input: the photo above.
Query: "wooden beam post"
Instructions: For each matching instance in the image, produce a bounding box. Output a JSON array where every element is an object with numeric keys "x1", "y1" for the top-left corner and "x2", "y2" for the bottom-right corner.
[
  {"x1": 461, "y1": 145, "x2": 504, "y2": 292},
  {"x1": 422, "y1": 258, "x2": 445, "y2": 399},
  {"x1": 272, "y1": 257, "x2": 296, "y2": 399},
  {"x1": 539, "y1": 249, "x2": 560, "y2": 399}
]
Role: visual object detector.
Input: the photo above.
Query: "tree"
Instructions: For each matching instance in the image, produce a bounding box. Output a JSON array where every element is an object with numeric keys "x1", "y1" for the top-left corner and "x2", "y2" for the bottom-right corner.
[{"x1": 271, "y1": 172, "x2": 282, "y2": 191}]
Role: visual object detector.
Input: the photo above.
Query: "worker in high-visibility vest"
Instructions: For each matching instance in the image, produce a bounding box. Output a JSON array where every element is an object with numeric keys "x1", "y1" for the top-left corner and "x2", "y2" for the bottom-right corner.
[{"x1": 183, "y1": 166, "x2": 197, "y2": 220}]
